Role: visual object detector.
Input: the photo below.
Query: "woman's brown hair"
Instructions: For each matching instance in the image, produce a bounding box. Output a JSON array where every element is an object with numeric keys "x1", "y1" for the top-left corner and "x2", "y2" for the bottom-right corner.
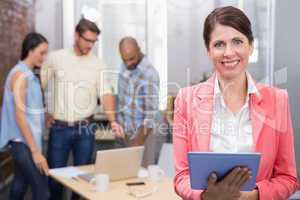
[{"x1": 203, "y1": 6, "x2": 254, "y2": 49}]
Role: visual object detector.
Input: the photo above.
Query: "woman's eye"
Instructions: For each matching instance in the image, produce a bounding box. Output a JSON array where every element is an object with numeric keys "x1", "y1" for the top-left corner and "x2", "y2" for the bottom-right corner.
[
  {"x1": 214, "y1": 42, "x2": 224, "y2": 48},
  {"x1": 232, "y1": 39, "x2": 243, "y2": 45}
]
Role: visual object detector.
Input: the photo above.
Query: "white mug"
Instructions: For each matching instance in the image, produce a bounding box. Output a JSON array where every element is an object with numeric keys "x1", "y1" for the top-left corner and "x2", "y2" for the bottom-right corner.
[
  {"x1": 95, "y1": 173, "x2": 109, "y2": 192},
  {"x1": 147, "y1": 165, "x2": 165, "y2": 181}
]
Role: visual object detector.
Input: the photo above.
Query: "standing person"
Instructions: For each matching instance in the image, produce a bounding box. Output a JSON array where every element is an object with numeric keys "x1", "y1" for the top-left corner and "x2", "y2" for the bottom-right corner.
[
  {"x1": 116, "y1": 37, "x2": 161, "y2": 166},
  {"x1": 173, "y1": 6, "x2": 299, "y2": 200},
  {"x1": 41, "y1": 18, "x2": 123, "y2": 200},
  {"x1": 0, "y1": 32, "x2": 49, "y2": 200}
]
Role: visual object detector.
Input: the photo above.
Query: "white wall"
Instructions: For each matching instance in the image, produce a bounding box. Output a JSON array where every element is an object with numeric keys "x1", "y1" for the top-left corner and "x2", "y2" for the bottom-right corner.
[
  {"x1": 167, "y1": 0, "x2": 214, "y2": 94},
  {"x1": 167, "y1": 0, "x2": 275, "y2": 94},
  {"x1": 35, "y1": 0, "x2": 63, "y2": 51},
  {"x1": 273, "y1": 0, "x2": 300, "y2": 176}
]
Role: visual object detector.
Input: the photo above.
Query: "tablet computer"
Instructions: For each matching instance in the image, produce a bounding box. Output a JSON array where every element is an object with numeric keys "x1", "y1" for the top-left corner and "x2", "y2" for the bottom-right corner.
[{"x1": 188, "y1": 152, "x2": 261, "y2": 191}]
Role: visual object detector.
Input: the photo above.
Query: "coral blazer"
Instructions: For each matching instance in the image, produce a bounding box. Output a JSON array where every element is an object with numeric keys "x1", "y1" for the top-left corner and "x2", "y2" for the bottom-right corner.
[{"x1": 173, "y1": 73, "x2": 299, "y2": 200}]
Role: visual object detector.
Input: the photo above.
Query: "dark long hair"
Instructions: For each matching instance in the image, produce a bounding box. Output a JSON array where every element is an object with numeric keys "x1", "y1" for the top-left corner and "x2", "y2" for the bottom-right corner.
[{"x1": 21, "y1": 32, "x2": 48, "y2": 60}]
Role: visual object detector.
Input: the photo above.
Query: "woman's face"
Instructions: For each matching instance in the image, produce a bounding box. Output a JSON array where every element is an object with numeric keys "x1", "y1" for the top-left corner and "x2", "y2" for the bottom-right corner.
[
  {"x1": 207, "y1": 23, "x2": 253, "y2": 81},
  {"x1": 30, "y1": 42, "x2": 48, "y2": 67}
]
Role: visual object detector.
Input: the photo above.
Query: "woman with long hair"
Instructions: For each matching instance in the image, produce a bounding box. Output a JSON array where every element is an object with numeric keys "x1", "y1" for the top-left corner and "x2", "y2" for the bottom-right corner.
[{"x1": 0, "y1": 32, "x2": 49, "y2": 200}]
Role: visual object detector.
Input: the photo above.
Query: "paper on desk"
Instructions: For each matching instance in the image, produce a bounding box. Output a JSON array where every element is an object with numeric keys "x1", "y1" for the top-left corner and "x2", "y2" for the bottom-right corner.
[{"x1": 49, "y1": 166, "x2": 86, "y2": 179}]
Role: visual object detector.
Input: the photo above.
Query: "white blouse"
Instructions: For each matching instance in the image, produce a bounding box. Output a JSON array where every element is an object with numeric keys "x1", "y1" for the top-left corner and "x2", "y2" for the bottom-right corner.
[{"x1": 209, "y1": 73, "x2": 259, "y2": 153}]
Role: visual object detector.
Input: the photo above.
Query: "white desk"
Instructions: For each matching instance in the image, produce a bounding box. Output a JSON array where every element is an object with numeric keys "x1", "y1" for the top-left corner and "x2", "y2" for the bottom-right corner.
[{"x1": 49, "y1": 165, "x2": 180, "y2": 200}]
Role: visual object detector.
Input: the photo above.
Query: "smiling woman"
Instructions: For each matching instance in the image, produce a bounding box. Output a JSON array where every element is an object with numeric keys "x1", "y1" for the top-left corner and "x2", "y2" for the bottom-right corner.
[
  {"x1": 207, "y1": 24, "x2": 253, "y2": 84},
  {"x1": 173, "y1": 6, "x2": 299, "y2": 200},
  {"x1": 204, "y1": 6, "x2": 254, "y2": 83}
]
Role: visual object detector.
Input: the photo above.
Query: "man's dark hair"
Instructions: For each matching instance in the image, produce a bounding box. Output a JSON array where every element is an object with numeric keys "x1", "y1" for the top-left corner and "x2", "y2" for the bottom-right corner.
[{"x1": 75, "y1": 18, "x2": 100, "y2": 35}]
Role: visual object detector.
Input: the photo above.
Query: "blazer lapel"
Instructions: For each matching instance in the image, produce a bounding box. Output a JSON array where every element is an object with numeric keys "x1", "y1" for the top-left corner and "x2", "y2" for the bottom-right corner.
[
  {"x1": 191, "y1": 74, "x2": 215, "y2": 151},
  {"x1": 250, "y1": 90, "x2": 266, "y2": 151}
]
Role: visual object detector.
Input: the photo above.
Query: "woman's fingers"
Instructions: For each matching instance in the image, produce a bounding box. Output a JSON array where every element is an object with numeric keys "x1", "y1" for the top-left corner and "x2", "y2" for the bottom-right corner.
[
  {"x1": 34, "y1": 154, "x2": 49, "y2": 176},
  {"x1": 40, "y1": 156, "x2": 49, "y2": 176},
  {"x1": 230, "y1": 168, "x2": 251, "y2": 188},
  {"x1": 205, "y1": 167, "x2": 253, "y2": 199},
  {"x1": 223, "y1": 167, "x2": 241, "y2": 184},
  {"x1": 229, "y1": 167, "x2": 246, "y2": 185},
  {"x1": 236, "y1": 169, "x2": 252, "y2": 188},
  {"x1": 207, "y1": 172, "x2": 218, "y2": 189},
  {"x1": 42, "y1": 160, "x2": 49, "y2": 176}
]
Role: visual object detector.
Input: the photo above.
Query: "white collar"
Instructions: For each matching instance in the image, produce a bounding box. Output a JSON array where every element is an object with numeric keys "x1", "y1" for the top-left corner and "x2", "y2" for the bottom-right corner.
[{"x1": 214, "y1": 71, "x2": 259, "y2": 98}]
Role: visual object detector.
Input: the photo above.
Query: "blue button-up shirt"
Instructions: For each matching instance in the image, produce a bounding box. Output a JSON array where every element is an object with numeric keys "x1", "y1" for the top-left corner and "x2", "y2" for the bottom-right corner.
[{"x1": 117, "y1": 56, "x2": 160, "y2": 138}]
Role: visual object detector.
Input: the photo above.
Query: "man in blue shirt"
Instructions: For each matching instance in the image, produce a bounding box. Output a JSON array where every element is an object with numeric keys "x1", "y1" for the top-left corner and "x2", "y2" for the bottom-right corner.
[{"x1": 116, "y1": 37, "x2": 160, "y2": 159}]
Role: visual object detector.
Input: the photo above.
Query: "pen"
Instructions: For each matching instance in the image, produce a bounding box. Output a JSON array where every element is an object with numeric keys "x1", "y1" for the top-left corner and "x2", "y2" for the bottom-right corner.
[
  {"x1": 72, "y1": 176, "x2": 79, "y2": 181},
  {"x1": 126, "y1": 181, "x2": 145, "y2": 186}
]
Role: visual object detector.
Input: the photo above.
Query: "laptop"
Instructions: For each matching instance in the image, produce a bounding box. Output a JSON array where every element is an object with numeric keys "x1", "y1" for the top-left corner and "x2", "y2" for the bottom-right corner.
[
  {"x1": 188, "y1": 152, "x2": 261, "y2": 191},
  {"x1": 78, "y1": 146, "x2": 144, "y2": 182}
]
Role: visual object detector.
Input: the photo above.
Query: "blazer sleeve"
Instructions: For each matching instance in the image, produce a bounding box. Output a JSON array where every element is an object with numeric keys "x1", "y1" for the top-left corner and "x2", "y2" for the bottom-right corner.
[
  {"x1": 173, "y1": 89, "x2": 203, "y2": 200},
  {"x1": 256, "y1": 90, "x2": 299, "y2": 199}
]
